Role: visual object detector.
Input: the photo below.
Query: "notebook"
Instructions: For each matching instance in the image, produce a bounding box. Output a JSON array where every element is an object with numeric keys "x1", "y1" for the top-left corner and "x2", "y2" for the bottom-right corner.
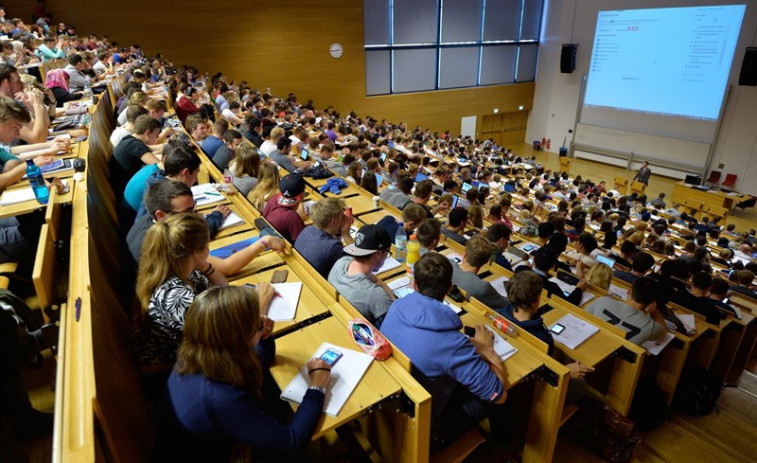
[
  {"x1": 219, "y1": 212, "x2": 245, "y2": 230},
  {"x1": 267, "y1": 282, "x2": 302, "y2": 321},
  {"x1": 549, "y1": 314, "x2": 599, "y2": 350},
  {"x1": 191, "y1": 183, "x2": 226, "y2": 207},
  {"x1": 280, "y1": 343, "x2": 373, "y2": 416},
  {"x1": 210, "y1": 236, "x2": 260, "y2": 259},
  {"x1": 488, "y1": 327, "x2": 518, "y2": 361},
  {"x1": 642, "y1": 332, "x2": 675, "y2": 356},
  {"x1": 372, "y1": 256, "x2": 401, "y2": 275}
]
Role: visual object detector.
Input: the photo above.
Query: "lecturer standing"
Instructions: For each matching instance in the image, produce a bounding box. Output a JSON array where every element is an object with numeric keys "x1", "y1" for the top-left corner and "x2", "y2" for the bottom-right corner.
[{"x1": 633, "y1": 161, "x2": 652, "y2": 186}]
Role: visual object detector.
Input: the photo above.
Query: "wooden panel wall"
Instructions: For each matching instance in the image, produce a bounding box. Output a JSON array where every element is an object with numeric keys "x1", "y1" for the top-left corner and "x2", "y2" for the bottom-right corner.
[{"x1": 7, "y1": 0, "x2": 534, "y2": 137}]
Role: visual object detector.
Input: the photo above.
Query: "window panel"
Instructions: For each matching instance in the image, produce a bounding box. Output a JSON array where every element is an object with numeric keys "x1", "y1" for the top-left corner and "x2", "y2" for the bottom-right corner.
[
  {"x1": 439, "y1": 47, "x2": 479, "y2": 89},
  {"x1": 364, "y1": 0, "x2": 390, "y2": 45},
  {"x1": 480, "y1": 45, "x2": 517, "y2": 85},
  {"x1": 441, "y1": 0, "x2": 483, "y2": 43},
  {"x1": 393, "y1": 49, "x2": 438, "y2": 93},
  {"x1": 366, "y1": 50, "x2": 391, "y2": 95},
  {"x1": 393, "y1": 0, "x2": 439, "y2": 44},
  {"x1": 520, "y1": 0, "x2": 544, "y2": 41},
  {"x1": 516, "y1": 43, "x2": 538, "y2": 82},
  {"x1": 483, "y1": 0, "x2": 521, "y2": 42}
]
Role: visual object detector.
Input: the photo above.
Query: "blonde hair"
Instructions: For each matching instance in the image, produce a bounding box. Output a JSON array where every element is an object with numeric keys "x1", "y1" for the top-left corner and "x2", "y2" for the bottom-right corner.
[
  {"x1": 585, "y1": 263, "x2": 612, "y2": 290},
  {"x1": 128, "y1": 91, "x2": 148, "y2": 106},
  {"x1": 626, "y1": 230, "x2": 646, "y2": 246},
  {"x1": 269, "y1": 127, "x2": 285, "y2": 143},
  {"x1": 135, "y1": 214, "x2": 210, "y2": 314},
  {"x1": 0, "y1": 95, "x2": 31, "y2": 123},
  {"x1": 311, "y1": 197, "x2": 345, "y2": 229},
  {"x1": 247, "y1": 162, "x2": 279, "y2": 210},
  {"x1": 232, "y1": 142, "x2": 260, "y2": 179}
]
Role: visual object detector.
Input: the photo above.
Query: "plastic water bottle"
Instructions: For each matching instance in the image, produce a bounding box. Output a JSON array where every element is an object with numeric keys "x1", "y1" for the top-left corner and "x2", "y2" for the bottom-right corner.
[
  {"x1": 395, "y1": 223, "x2": 407, "y2": 263},
  {"x1": 26, "y1": 160, "x2": 49, "y2": 204},
  {"x1": 83, "y1": 78, "x2": 91, "y2": 100},
  {"x1": 406, "y1": 234, "x2": 420, "y2": 278},
  {"x1": 487, "y1": 312, "x2": 518, "y2": 337}
]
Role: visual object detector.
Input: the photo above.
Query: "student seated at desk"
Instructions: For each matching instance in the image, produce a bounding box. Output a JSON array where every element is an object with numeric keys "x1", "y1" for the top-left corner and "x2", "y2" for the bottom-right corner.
[
  {"x1": 709, "y1": 277, "x2": 738, "y2": 317},
  {"x1": 381, "y1": 252, "x2": 508, "y2": 451},
  {"x1": 379, "y1": 172, "x2": 413, "y2": 209},
  {"x1": 132, "y1": 214, "x2": 229, "y2": 371},
  {"x1": 450, "y1": 235, "x2": 508, "y2": 311},
  {"x1": 211, "y1": 129, "x2": 242, "y2": 172},
  {"x1": 43, "y1": 68, "x2": 83, "y2": 107},
  {"x1": 260, "y1": 126, "x2": 284, "y2": 157},
  {"x1": 269, "y1": 136, "x2": 310, "y2": 173},
  {"x1": 157, "y1": 285, "x2": 329, "y2": 462},
  {"x1": 514, "y1": 248, "x2": 586, "y2": 306},
  {"x1": 486, "y1": 223, "x2": 512, "y2": 271},
  {"x1": 416, "y1": 218, "x2": 441, "y2": 255},
  {"x1": 243, "y1": 115, "x2": 264, "y2": 147},
  {"x1": 677, "y1": 272, "x2": 725, "y2": 325},
  {"x1": 127, "y1": 180, "x2": 229, "y2": 265},
  {"x1": 409, "y1": 179, "x2": 450, "y2": 218},
  {"x1": 586, "y1": 277, "x2": 667, "y2": 345},
  {"x1": 441, "y1": 207, "x2": 469, "y2": 246},
  {"x1": 184, "y1": 113, "x2": 210, "y2": 144},
  {"x1": 585, "y1": 262, "x2": 612, "y2": 291},
  {"x1": 376, "y1": 203, "x2": 426, "y2": 239},
  {"x1": 201, "y1": 118, "x2": 227, "y2": 158},
  {"x1": 111, "y1": 104, "x2": 147, "y2": 148},
  {"x1": 175, "y1": 86, "x2": 200, "y2": 122},
  {"x1": 247, "y1": 162, "x2": 279, "y2": 211},
  {"x1": 262, "y1": 173, "x2": 307, "y2": 242},
  {"x1": 294, "y1": 197, "x2": 353, "y2": 278},
  {"x1": 229, "y1": 143, "x2": 260, "y2": 197},
  {"x1": 110, "y1": 114, "x2": 162, "y2": 202},
  {"x1": 614, "y1": 251, "x2": 655, "y2": 284},
  {"x1": 608, "y1": 240, "x2": 636, "y2": 270},
  {"x1": 730, "y1": 269, "x2": 757, "y2": 299},
  {"x1": 328, "y1": 224, "x2": 395, "y2": 327},
  {"x1": 565, "y1": 233, "x2": 602, "y2": 277},
  {"x1": 500, "y1": 271, "x2": 593, "y2": 395}
]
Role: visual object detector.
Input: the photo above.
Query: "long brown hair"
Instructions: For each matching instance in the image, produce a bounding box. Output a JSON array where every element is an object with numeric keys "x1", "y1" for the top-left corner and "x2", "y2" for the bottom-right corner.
[
  {"x1": 135, "y1": 213, "x2": 209, "y2": 313},
  {"x1": 247, "y1": 162, "x2": 279, "y2": 210},
  {"x1": 175, "y1": 286, "x2": 263, "y2": 395},
  {"x1": 232, "y1": 142, "x2": 260, "y2": 179}
]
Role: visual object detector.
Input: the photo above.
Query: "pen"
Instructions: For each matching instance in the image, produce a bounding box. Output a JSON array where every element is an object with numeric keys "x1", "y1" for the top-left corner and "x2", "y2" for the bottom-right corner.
[
  {"x1": 75, "y1": 297, "x2": 82, "y2": 321},
  {"x1": 194, "y1": 195, "x2": 207, "y2": 201},
  {"x1": 205, "y1": 191, "x2": 223, "y2": 196}
]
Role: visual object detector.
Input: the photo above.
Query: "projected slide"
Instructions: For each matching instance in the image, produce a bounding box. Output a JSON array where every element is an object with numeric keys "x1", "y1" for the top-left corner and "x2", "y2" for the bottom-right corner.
[{"x1": 584, "y1": 5, "x2": 745, "y2": 120}]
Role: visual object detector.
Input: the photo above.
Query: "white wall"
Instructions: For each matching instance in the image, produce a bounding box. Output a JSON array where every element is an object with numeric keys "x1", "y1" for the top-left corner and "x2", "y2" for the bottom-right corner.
[{"x1": 529, "y1": 0, "x2": 757, "y2": 195}]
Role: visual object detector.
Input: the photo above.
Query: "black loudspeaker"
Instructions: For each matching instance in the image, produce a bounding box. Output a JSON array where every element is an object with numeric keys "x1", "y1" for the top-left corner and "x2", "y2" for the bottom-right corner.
[
  {"x1": 560, "y1": 44, "x2": 578, "y2": 73},
  {"x1": 739, "y1": 47, "x2": 757, "y2": 86}
]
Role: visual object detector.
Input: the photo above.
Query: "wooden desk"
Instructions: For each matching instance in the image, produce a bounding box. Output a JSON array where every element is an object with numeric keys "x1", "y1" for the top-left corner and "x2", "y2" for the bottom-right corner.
[
  {"x1": 356, "y1": 209, "x2": 400, "y2": 225},
  {"x1": 231, "y1": 265, "x2": 332, "y2": 336},
  {"x1": 671, "y1": 182, "x2": 738, "y2": 211},
  {"x1": 343, "y1": 193, "x2": 380, "y2": 216},
  {"x1": 209, "y1": 230, "x2": 285, "y2": 278},
  {"x1": 269, "y1": 316, "x2": 402, "y2": 439},
  {"x1": 0, "y1": 181, "x2": 75, "y2": 219},
  {"x1": 542, "y1": 297, "x2": 645, "y2": 416}
]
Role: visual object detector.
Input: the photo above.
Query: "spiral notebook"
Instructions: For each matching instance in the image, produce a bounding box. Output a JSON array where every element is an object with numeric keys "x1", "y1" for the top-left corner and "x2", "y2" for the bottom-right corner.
[{"x1": 280, "y1": 343, "x2": 373, "y2": 416}]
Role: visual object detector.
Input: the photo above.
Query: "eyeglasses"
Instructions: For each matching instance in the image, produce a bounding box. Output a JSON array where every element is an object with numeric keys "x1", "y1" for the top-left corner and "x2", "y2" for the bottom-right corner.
[{"x1": 166, "y1": 200, "x2": 197, "y2": 215}]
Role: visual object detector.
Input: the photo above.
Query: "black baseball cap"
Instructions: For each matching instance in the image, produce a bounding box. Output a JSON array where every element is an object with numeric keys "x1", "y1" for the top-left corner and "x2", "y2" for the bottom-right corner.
[
  {"x1": 344, "y1": 224, "x2": 392, "y2": 257},
  {"x1": 277, "y1": 173, "x2": 306, "y2": 206}
]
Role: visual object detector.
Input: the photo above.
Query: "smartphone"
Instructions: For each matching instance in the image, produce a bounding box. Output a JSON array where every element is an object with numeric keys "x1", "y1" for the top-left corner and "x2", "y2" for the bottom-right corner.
[
  {"x1": 320, "y1": 348, "x2": 343, "y2": 366},
  {"x1": 450, "y1": 195, "x2": 460, "y2": 209},
  {"x1": 300, "y1": 148, "x2": 309, "y2": 161},
  {"x1": 313, "y1": 160, "x2": 321, "y2": 168},
  {"x1": 41, "y1": 159, "x2": 66, "y2": 172},
  {"x1": 597, "y1": 254, "x2": 615, "y2": 268},
  {"x1": 375, "y1": 173, "x2": 383, "y2": 185},
  {"x1": 344, "y1": 205, "x2": 353, "y2": 223},
  {"x1": 550, "y1": 323, "x2": 565, "y2": 335},
  {"x1": 380, "y1": 152, "x2": 387, "y2": 162},
  {"x1": 463, "y1": 326, "x2": 476, "y2": 337},
  {"x1": 523, "y1": 244, "x2": 535, "y2": 252}
]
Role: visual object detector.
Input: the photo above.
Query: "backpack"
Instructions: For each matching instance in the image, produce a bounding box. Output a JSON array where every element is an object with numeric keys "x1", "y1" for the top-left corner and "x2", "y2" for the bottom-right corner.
[
  {"x1": 0, "y1": 289, "x2": 45, "y2": 365},
  {"x1": 673, "y1": 365, "x2": 721, "y2": 416},
  {"x1": 629, "y1": 376, "x2": 670, "y2": 431},
  {"x1": 567, "y1": 399, "x2": 641, "y2": 463},
  {"x1": 303, "y1": 164, "x2": 333, "y2": 180}
]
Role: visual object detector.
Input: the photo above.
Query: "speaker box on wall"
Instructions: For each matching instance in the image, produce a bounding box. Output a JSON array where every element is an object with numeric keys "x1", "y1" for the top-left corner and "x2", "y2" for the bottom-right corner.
[
  {"x1": 739, "y1": 47, "x2": 757, "y2": 86},
  {"x1": 561, "y1": 44, "x2": 578, "y2": 73}
]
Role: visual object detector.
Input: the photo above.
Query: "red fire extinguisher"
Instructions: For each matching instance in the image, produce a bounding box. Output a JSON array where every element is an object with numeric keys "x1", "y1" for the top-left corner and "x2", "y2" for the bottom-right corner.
[
  {"x1": 541, "y1": 137, "x2": 546, "y2": 150},
  {"x1": 546, "y1": 138, "x2": 551, "y2": 150}
]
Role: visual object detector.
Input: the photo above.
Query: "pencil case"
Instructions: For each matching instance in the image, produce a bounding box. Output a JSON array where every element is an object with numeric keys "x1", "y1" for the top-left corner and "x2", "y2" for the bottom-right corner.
[{"x1": 348, "y1": 318, "x2": 392, "y2": 361}]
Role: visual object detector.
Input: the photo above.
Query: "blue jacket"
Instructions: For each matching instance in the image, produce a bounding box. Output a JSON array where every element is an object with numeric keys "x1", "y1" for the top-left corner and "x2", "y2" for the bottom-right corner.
[
  {"x1": 500, "y1": 304, "x2": 555, "y2": 356},
  {"x1": 381, "y1": 292, "x2": 503, "y2": 404}
]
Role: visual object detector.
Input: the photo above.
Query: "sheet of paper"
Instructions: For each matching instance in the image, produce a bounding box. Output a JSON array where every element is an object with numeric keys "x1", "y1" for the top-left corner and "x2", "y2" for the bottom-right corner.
[
  {"x1": 642, "y1": 332, "x2": 675, "y2": 356},
  {"x1": 0, "y1": 179, "x2": 69, "y2": 206},
  {"x1": 280, "y1": 342, "x2": 374, "y2": 416},
  {"x1": 487, "y1": 327, "x2": 518, "y2": 361},
  {"x1": 502, "y1": 251, "x2": 523, "y2": 266},
  {"x1": 372, "y1": 256, "x2": 401, "y2": 275},
  {"x1": 550, "y1": 314, "x2": 599, "y2": 350},
  {"x1": 388, "y1": 277, "x2": 411, "y2": 291},
  {"x1": 608, "y1": 283, "x2": 628, "y2": 300},
  {"x1": 579, "y1": 291, "x2": 596, "y2": 306},
  {"x1": 442, "y1": 300, "x2": 462, "y2": 314},
  {"x1": 210, "y1": 236, "x2": 259, "y2": 259},
  {"x1": 489, "y1": 276, "x2": 509, "y2": 300},
  {"x1": 192, "y1": 183, "x2": 226, "y2": 207},
  {"x1": 445, "y1": 252, "x2": 464, "y2": 265},
  {"x1": 219, "y1": 212, "x2": 244, "y2": 231},
  {"x1": 267, "y1": 282, "x2": 302, "y2": 321}
]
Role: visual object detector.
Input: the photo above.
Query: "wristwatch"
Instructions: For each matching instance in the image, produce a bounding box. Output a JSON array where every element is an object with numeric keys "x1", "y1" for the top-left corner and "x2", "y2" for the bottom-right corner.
[{"x1": 308, "y1": 385, "x2": 326, "y2": 395}]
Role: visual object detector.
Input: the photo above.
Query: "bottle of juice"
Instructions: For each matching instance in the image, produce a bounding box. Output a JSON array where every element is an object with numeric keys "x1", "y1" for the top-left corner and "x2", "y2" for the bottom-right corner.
[{"x1": 406, "y1": 234, "x2": 420, "y2": 279}]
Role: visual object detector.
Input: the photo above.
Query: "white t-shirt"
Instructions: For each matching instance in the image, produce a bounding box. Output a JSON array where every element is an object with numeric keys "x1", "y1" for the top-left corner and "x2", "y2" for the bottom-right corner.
[
  {"x1": 259, "y1": 140, "x2": 277, "y2": 156},
  {"x1": 110, "y1": 126, "x2": 133, "y2": 148}
]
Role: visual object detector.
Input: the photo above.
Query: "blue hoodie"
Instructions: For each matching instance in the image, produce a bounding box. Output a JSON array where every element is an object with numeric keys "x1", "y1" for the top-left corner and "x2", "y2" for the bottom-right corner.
[
  {"x1": 381, "y1": 292, "x2": 503, "y2": 404},
  {"x1": 501, "y1": 304, "x2": 555, "y2": 356}
]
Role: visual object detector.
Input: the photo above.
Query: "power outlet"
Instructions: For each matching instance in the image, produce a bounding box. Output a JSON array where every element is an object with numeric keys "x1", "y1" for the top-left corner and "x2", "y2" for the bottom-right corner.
[{"x1": 719, "y1": 163, "x2": 725, "y2": 169}]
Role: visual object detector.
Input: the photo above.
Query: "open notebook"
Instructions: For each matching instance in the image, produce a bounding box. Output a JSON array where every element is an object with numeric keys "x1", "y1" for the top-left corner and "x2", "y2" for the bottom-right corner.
[
  {"x1": 280, "y1": 343, "x2": 373, "y2": 416},
  {"x1": 549, "y1": 313, "x2": 599, "y2": 350}
]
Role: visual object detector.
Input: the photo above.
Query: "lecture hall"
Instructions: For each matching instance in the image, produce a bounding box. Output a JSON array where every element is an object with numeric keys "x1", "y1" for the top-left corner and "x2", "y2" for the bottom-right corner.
[{"x1": 2, "y1": 0, "x2": 757, "y2": 462}]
